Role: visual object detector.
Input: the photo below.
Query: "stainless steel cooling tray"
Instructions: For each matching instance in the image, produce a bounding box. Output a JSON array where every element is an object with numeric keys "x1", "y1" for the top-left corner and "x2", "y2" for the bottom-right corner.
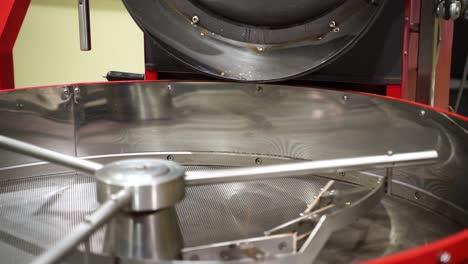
[{"x1": 0, "y1": 82, "x2": 467, "y2": 264}]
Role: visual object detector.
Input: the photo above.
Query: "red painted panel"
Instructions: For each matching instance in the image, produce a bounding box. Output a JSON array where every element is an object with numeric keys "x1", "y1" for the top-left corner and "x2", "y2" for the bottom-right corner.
[
  {"x1": 360, "y1": 229, "x2": 468, "y2": 264},
  {"x1": 386, "y1": 84, "x2": 402, "y2": 98},
  {"x1": 145, "y1": 69, "x2": 158, "y2": 80},
  {"x1": 0, "y1": 0, "x2": 31, "y2": 89}
]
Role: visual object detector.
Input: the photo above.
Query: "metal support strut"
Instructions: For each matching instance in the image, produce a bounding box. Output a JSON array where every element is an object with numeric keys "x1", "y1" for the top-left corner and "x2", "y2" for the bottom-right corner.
[
  {"x1": 30, "y1": 189, "x2": 132, "y2": 264},
  {"x1": 0, "y1": 134, "x2": 440, "y2": 264}
]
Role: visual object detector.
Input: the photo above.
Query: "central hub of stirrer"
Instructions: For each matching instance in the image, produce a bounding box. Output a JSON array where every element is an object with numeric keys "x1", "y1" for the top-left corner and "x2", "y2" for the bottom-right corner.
[{"x1": 95, "y1": 159, "x2": 186, "y2": 260}]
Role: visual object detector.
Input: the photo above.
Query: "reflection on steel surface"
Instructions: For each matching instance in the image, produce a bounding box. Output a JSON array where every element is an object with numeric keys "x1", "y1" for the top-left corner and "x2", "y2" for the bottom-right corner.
[
  {"x1": 0, "y1": 81, "x2": 467, "y2": 264},
  {"x1": 181, "y1": 233, "x2": 296, "y2": 261},
  {"x1": 0, "y1": 133, "x2": 439, "y2": 264}
]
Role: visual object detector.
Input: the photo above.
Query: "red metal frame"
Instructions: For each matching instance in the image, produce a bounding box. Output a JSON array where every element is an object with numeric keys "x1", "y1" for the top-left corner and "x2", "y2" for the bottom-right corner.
[
  {"x1": 360, "y1": 229, "x2": 468, "y2": 264},
  {"x1": 386, "y1": 84, "x2": 402, "y2": 98},
  {"x1": 1, "y1": 79, "x2": 468, "y2": 262},
  {"x1": 0, "y1": 2, "x2": 466, "y2": 260},
  {"x1": 145, "y1": 69, "x2": 158, "y2": 80},
  {"x1": 0, "y1": 0, "x2": 30, "y2": 89}
]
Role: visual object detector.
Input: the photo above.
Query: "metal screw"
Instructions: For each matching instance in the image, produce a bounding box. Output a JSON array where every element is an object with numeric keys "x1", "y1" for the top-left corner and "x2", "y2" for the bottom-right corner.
[
  {"x1": 439, "y1": 252, "x2": 451, "y2": 263},
  {"x1": 167, "y1": 155, "x2": 174, "y2": 161},
  {"x1": 220, "y1": 251, "x2": 230, "y2": 260},
  {"x1": 190, "y1": 254, "x2": 200, "y2": 260},
  {"x1": 191, "y1": 15, "x2": 199, "y2": 24},
  {"x1": 74, "y1": 87, "x2": 80, "y2": 94},
  {"x1": 278, "y1": 242, "x2": 287, "y2": 250},
  {"x1": 342, "y1": 95, "x2": 348, "y2": 101},
  {"x1": 63, "y1": 88, "x2": 70, "y2": 98},
  {"x1": 387, "y1": 150, "x2": 393, "y2": 156},
  {"x1": 255, "y1": 252, "x2": 265, "y2": 260},
  {"x1": 255, "y1": 158, "x2": 262, "y2": 165},
  {"x1": 420, "y1": 109, "x2": 426, "y2": 116},
  {"x1": 414, "y1": 191, "x2": 421, "y2": 200},
  {"x1": 329, "y1": 20, "x2": 336, "y2": 28}
]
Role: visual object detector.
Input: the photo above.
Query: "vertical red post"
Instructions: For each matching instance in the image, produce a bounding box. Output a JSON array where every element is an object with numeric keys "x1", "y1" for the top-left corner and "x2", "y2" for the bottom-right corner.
[
  {"x1": 401, "y1": 0, "x2": 421, "y2": 101},
  {"x1": 433, "y1": 20, "x2": 453, "y2": 109},
  {"x1": 0, "y1": 0, "x2": 31, "y2": 89},
  {"x1": 386, "y1": 84, "x2": 402, "y2": 98},
  {"x1": 145, "y1": 69, "x2": 158, "y2": 80}
]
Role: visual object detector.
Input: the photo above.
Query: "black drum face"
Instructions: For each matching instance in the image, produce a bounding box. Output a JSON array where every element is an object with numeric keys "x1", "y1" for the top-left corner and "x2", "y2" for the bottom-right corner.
[{"x1": 122, "y1": 0, "x2": 386, "y2": 82}]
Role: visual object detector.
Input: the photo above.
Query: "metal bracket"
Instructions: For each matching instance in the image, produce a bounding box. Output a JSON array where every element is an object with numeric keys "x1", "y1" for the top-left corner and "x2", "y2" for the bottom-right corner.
[{"x1": 181, "y1": 234, "x2": 296, "y2": 261}]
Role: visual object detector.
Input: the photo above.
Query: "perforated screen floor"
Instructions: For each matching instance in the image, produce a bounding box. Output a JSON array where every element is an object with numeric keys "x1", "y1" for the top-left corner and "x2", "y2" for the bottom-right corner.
[{"x1": 0, "y1": 166, "x2": 461, "y2": 264}]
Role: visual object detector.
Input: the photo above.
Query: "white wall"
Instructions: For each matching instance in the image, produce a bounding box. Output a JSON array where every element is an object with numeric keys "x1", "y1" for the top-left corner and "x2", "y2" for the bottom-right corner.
[{"x1": 13, "y1": 0, "x2": 144, "y2": 88}]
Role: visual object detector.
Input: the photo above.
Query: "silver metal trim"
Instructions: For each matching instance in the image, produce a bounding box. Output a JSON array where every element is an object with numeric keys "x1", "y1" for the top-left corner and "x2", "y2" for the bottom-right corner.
[
  {"x1": 0, "y1": 135, "x2": 103, "y2": 174},
  {"x1": 31, "y1": 189, "x2": 132, "y2": 264},
  {"x1": 184, "y1": 151, "x2": 439, "y2": 185}
]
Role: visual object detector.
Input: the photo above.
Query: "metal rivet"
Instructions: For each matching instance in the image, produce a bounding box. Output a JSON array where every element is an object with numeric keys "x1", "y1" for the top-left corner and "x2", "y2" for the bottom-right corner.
[
  {"x1": 333, "y1": 27, "x2": 340, "y2": 33},
  {"x1": 191, "y1": 16, "x2": 199, "y2": 24},
  {"x1": 404, "y1": 50, "x2": 408, "y2": 56},
  {"x1": 255, "y1": 158, "x2": 262, "y2": 165},
  {"x1": 190, "y1": 254, "x2": 200, "y2": 260},
  {"x1": 339, "y1": 172, "x2": 346, "y2": 177},
  {"x1": 414, "y1": 191, "x2": 421, "y2": 200},
  {"x1": 63, "y1": 88, "x2": 70, "y2": 98},
  {"x1": 16, "y1": 103, "x2": 24, "y2": 109},
  {"x1": 342, "y1": 95, "x2": 348, "y2": 101},
  {"x1": 329, "y1": 20, "x2": 336, "y2": 28},
  {"x1": 387, "y1": 150, "x2": 393, "y2": 156},
  {"x1": 420, "y1": 109, "x2": 426, "y2": 116},
  {"x1": 439, "y1": 252, "x2": 451, "y2": 263},
  {"x1": 74, "y1": 87, "x2": 80, "y2": 94},
  {"x1": 167, "y1": 155, "x2": 174, "y2": 161},
  {"x1": 220, "y1": 251, "x2": 230, "y2": 260},
  {"x1": 279, "y1": 242, "x2": 289, "y2": 250}
]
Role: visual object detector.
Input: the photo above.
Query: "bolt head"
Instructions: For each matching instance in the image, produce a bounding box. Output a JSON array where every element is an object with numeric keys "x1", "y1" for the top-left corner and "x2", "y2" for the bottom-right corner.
[
  {"x1": 329, "y1": 20, "x2": 336, "y2": 28},
  {"x1": 191, "y1": 15, "x2": 199, "y2": 24},
  {"x1": 439, "y1": 252, "x2": 451, "y2": 263}
]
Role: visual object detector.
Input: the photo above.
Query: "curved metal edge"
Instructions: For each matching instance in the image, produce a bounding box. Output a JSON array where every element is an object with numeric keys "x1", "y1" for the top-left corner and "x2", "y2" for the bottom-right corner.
[
  {"x1": 121, "y1": 0, "x2": 388, "y2": 82},
  {"x1": 298, "y1": 175, "x2": 386, "y2": 262},
  {"x1": 62, "y1": 174, "x2": 385, "y2": 264}
]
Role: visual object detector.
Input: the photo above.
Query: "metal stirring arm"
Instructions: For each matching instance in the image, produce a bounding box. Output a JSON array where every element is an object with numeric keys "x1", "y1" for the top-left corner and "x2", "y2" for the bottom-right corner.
[
  {"x1": 184, "y1": 150, "x2": 439, "y2": 185},
  {"x1": 0, "y1": 135, "x2": 439, "y2": 264}
]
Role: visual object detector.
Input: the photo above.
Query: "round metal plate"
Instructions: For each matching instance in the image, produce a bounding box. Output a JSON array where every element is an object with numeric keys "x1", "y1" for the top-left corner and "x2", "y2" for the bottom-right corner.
[{"x1": 122, "y1": 0, "x2": 386, "y2": 82}]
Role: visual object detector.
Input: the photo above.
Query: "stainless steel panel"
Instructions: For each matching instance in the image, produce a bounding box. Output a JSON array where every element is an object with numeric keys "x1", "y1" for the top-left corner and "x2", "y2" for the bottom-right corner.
[
  {"x1": 74, "y1": 81, "x2": 468, "y2": 211},
  {"x1": 75, "y1": 82, "x2": 440, "y2": 159},
  {"x1": 0, "y1": 81, "x2": 467, "y2": 264},
  {"x1": 0, "y1": 86, "x2": 75, "y2": 170}
]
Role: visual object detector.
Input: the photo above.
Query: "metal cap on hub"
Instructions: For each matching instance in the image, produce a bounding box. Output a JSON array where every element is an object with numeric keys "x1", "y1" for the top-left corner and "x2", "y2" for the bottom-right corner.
[{"x1": 96, "y1": 159, "x2": 185, "y2": 212}]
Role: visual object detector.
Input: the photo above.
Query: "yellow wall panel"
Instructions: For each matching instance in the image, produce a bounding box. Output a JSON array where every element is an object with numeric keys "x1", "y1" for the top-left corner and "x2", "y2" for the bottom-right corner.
[{"x1": 13, "y1": 0, "x2": 144, "y2": 88}]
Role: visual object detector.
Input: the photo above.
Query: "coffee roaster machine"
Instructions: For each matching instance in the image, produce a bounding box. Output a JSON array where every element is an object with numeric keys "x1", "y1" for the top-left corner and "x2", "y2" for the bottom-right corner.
[{"x1": 1, "y1": 1, "x2": 468, "y2": 264}]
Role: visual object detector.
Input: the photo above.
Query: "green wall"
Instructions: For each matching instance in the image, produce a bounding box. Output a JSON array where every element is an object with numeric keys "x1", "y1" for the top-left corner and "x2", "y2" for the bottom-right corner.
[{"x1": 13, "y1": 0, "x2": 144, "y2": 88}]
